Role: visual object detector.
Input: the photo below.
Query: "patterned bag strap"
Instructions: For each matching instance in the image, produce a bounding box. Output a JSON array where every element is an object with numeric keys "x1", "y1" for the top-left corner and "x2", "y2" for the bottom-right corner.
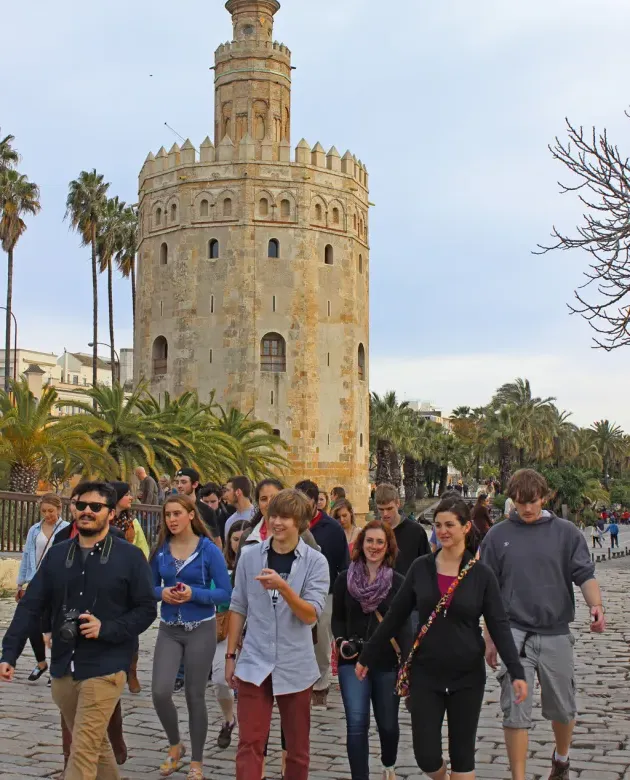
[{"x1": 395, "y1": 557, "x2": 477, "y2": 697}]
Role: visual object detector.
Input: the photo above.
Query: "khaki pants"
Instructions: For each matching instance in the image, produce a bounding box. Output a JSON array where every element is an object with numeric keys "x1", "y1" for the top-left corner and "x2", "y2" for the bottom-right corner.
[{"x1": 51, "y1": 671, "x2": 126, "y2": 780}]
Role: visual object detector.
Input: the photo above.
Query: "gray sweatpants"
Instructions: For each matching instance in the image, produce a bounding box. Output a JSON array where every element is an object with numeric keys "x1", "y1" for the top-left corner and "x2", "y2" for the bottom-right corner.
[{"x1": 152, "y1": 620, "x2": 217, "y2": 762}]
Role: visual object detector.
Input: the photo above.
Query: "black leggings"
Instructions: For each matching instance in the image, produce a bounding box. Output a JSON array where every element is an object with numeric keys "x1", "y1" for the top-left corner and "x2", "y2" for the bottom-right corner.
[
  {"x1": 29, "y1": 623, "x2": 46, "y2": 664},
  {"x1": 409, "y1": 683, "x2": 484, "y2": 774}
]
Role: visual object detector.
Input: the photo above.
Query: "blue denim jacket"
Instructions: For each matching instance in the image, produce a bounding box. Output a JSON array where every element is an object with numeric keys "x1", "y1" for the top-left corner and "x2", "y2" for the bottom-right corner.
[
  {"x1": 17, "y1": 520, "x2": 69, "y2": 587},
  {"x1": 230, "y1": 538, "x2": 329, "y2": 695},
  {"x1": 151, "y1": 536, "x2": 232, "y2": 623}
]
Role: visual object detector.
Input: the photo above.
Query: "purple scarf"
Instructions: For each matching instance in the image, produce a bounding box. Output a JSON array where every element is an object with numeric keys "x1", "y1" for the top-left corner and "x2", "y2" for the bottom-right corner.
[{"x1": 347, "y1": 561, "x2": 393, "y2": 614}]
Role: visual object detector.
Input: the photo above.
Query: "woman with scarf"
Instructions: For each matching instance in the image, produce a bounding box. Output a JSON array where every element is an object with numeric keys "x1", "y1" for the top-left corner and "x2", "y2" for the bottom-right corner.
[
  {"x1": 110, "y1": 481, "x2": 150, "y2": 694},
  {"x1": 332, "y1": 519, "x2": 409, "y2": 780}
]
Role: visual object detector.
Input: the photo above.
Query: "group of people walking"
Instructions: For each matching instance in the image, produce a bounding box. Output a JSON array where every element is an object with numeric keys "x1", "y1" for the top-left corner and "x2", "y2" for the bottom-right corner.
[{"x1": 0, "y1": 467, "x2": 607, "y2": 780}]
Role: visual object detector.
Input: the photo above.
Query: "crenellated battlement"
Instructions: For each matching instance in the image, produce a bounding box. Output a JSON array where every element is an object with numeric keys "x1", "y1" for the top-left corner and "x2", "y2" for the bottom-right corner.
[
  {"x1": 215, "y1": 39, "x2": 291, "y2": 58},
  {"x1": 140, "y1": 137, "x2": 367, "y2": 190}
]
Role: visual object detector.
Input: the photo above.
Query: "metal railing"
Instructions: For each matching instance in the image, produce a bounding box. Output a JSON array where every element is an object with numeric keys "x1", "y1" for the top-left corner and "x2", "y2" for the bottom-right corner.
[{"x1": 0, "y1": 491, "x2": 163, "y2": 552}]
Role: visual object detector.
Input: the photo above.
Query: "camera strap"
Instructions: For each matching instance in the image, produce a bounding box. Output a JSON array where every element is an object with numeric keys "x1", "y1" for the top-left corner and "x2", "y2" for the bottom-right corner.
[{"x1": 375, "y1": 610, "x2": 401, "y2": 660}]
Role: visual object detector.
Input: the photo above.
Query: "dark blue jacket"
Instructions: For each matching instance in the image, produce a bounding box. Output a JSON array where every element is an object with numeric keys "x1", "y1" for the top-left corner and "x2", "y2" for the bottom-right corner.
[
  {"x1": 310, "y1": 512, "x2": 350, "y2": 593},
  {"x1": 1, "y1": 534, "x2": 157, "y2": 680}
]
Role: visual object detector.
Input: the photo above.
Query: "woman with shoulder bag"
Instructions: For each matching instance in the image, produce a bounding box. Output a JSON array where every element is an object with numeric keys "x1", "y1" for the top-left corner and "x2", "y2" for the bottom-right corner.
[
  {"x1": 16, "y1": 493, "x2": 68, "y2": 682},
  {"x1": 211, "y1": 519, "x2": 250, "y2": 751},
  {"x1": 332, "y1": 519, "x2": 409, "y2": 780},
  {"x1": 151, "y1": 495, "x2": 232, "y2": 780},
  {"x1": 356, "y1": 499, "x2": 527, "y2": 780}
]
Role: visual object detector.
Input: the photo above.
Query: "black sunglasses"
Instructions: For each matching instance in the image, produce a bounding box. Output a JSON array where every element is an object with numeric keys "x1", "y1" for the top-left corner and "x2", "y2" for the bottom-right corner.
[{"x1": 76, "y1": 501, "x2": 112, "y2": 513}]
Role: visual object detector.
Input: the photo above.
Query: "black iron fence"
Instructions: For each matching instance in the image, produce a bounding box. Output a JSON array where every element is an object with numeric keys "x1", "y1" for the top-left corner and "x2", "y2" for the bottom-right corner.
[{"x1": 0, "y1": 491, "x2": 162, "y2": 552}]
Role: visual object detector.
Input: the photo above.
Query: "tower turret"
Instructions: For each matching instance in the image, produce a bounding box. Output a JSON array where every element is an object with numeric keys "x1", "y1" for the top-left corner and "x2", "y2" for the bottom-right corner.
[{"x1": 215, "y1": 0, "x2": 291, "y2": 160}]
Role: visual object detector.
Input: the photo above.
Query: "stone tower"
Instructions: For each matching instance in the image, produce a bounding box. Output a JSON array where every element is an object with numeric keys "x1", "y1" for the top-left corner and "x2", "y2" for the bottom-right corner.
[{"x1": 135, "y1": 0, "x2": 370, "y2": 512}]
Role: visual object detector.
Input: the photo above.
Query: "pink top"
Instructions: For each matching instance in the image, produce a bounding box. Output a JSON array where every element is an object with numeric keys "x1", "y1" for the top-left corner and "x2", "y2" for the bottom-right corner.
[{"x1": 437, "y1": 573, "x2": 457, "y2": 608}]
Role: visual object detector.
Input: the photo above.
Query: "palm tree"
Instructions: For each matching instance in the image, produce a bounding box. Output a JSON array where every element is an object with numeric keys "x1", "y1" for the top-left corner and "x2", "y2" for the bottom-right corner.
[
  {"x1": 369, "y1": 391, "x2": 411, "y2": 486},
  {"x1": 571, "y1": 428, "x2": 603, "y2": 471},
  {"x1": 0, "y1": 169, "x2": 41, "y2": 391},
  {"x1": 97, "y1": 196, "x2": 127, "y2": 381},
  {"x1": 590, "y1": 420, "x2": 626, "y2": 488},
  {"x1": 546, "y1": 406, "x2": 578, "y2": 466},
  {"x1": 115, "y1": 205, "x2": 138, "y2": 331},
  {"x1": 65, "y1": 171, "x2": 109, "y2": 394},
  {"x1": 0, "y1": 380, "x2": 115, "y2": 491},
  {"x1": 213, "y1": 406, "x2": 290, "y2": 482},
  {"x1": 0, "y1": 130, "x2": 18, "y2": 172},
  {"x1": 493, "y1": 378, "x2": 555, "y2": 467}
]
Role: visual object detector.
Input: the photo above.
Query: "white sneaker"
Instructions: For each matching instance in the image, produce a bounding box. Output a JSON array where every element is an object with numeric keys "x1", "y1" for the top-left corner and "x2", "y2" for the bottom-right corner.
[{"x1": 382, "y1": 769, "x2": 396, "y2": 780}]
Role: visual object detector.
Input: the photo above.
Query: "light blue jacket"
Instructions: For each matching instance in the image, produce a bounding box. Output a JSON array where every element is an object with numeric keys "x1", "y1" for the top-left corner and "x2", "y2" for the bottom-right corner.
[
  {"x1": 151, "y1": 536, "x2": 232, "y2": 623},
  {"x1": 230, "y1": 537, "x2": 329, "y2": 695},
  {"x1": 17, "y1": 520, "x2": 69, "y2": 587}
]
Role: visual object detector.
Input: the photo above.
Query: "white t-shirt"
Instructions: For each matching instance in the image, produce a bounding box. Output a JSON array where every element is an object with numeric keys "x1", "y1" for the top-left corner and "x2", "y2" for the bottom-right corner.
[{"x1": 35, "y1": 530, "x2": 50, "y2": 567}]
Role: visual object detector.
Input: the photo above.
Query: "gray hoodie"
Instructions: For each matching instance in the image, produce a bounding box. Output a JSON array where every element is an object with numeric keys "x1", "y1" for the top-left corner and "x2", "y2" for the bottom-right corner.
[{"x1": 480, "y1": 510, "x2": 595, "y2": 635}]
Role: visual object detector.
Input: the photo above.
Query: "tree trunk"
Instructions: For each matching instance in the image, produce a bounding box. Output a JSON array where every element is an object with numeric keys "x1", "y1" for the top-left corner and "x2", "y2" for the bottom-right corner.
[
  {"x1": 415, "y1": 460, "x2": 426, "y2": 499},
  {"x1": 499, "y1": 438, "x2": 512, "y2": 492},
  {"x1": 602, "y1": 458, "x2": 609, "y2": 489},
  {"x1": 403, "y1": 455, "x2": 416, "y2": 507},
  {"x1": 375, "y1": 440, "x2": 392, "y2": 485},
  {"x1": 91, "y1": 226, "x2": 98, "y2": 408},
  {"x1": 438, "y1": 465, "x2": 448, "y2": 496},
  {"x1": 9, "y1": 463, "x2": 39, "y2": 493},
  {"x1": 107, "y1": 260, "x2": 116, "y2": 384},
  {"x1": 389, "y1": 449, "x2": 401, "y2": 490},
  {"x1": 131, "y1": 257, "x2": 136, "y2": 334},
  {"x1": 4, "y1": 247, "x2": 13, "y2": 393},
  {"x1": 475, "y1": 450, "x2": 481, "y2": 482},
  {"x1": 518, "y1": 446, "x2": 525, "y2": 469}
]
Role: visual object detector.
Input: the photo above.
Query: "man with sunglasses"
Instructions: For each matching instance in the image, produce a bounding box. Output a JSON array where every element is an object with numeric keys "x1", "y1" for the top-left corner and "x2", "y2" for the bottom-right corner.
[{"x1": 0, "y1": 481, "x2": 157, "y2": 780}]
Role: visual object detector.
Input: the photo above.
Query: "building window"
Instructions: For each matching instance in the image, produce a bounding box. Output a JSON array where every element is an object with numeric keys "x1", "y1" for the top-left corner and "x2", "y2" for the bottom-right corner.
[
  {"x1": 327, "y1": 300, "x2": 331, "y2": 317},
  {"x1": 200, "y1": 199, "x2": 209, "y2": 217},
  {"x1": 270, "y1": 390, "x2": 274, "y2": 405},
  {"x1": 332, "y1": 207, "x2": 340, "y2": 225},
  {"x1": 268, "y1": 239, "x2": 279, "y2": 258},
  {"x1": 210, "y1": 295, "x2": 215, "y2": 314},
  {"x1": 353, "y1": 213, "x2": 357, "y2": 230},
  {"x1": 160, "y1": 300, "x2": 163, "y2": 317},
  {"x1": 360, "y1": 433, "x2": 364, "y2": 447},
  {"x1": 324, "y1": 244, "x2": 333, "y2": 265},
  {"x1": 209, "y1": 349, "x2": 213, "y2": 364},
  {"x1": 280, "y1": 199, "x2": 290, "y2": 218},
  {"x1": 83, "y1": 377, "x2": 87, "y2": 386},
  {"x1": 272, "y1": 295, "x2": 276, "y2": 313},
  {"x1": 156, "y1": 207, "x2": 162, "y2": 226},
  {"x1": 223, "y1": 198, "x2": 232, "y2": 217},
  {"x1": 327, "y1": 352, "x2": 330, "y2": 367},
  {"x1": 260, "y1": 332, "x2": 286, "y2": 372},
  {"x1": 259, "y1": 198, "x2": 269, "y2": 216},
  {"x1": 328, "y1": 434, "x2": 330, "y2": 445},
  {"x1": 73, "y1": 375, "x2": 79, "y2": 385},
  {"x1": 273, "y1": 428, "x2": 280, "y2": 437},
  {"x1": 152, "y1": 336, "x2": 168, "y2": 377},
  {"x1": 160, "y1": 242, "x2": 168, "y2": 265},
  {"x1": 209, "y1": 239, "x2": 219, "y2": 259},
  {"x1": 358, "y1": 343, "x2": 366, "y2": 380},
  {"x1": 171, "y1": 203, "x2": 177, "y2": 222},
  {"x1": 315, "y1": 203, "x2": 322, "y2": 221},
  {"x1": 359, "y1": 254, "x2": 363, "y2": 274}
]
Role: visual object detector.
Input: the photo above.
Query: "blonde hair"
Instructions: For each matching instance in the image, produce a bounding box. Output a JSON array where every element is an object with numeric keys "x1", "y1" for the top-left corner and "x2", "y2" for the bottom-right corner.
[{"x1": 40, "y1": 493, "x2": 62, "y2": 511}]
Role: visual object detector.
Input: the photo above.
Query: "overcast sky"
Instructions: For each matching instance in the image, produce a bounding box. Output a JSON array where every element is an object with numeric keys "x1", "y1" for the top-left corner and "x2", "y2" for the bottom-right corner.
[{"x1": 3, "y1": 0, "x2": 630, "y2": 429}]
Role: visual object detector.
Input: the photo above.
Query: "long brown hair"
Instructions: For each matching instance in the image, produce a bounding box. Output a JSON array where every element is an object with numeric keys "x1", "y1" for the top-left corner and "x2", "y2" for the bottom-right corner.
[
  {"x1": 151, "y1": 494, "x2": 212, "y2": 558},
  {"x1": 332, "y1": 498, "x2": 355, "y2": 527},
  {"x1": 351, "y1": 519, "x2": 398, "y2": 568},
  {"x1": 224, "y1": 519, "x2": 251, "y2": 569}
]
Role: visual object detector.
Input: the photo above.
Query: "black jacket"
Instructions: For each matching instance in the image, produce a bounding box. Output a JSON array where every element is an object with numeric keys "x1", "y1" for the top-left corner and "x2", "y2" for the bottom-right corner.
[
  {"x1": 393, "y1": 517, "x2": 431, "y2": 576},
  {"x1": 332, "y1": 568, "x2": 410, "y2": 672},
  {"x1": 310, "y1": 512, "x2": 350, "y2": 593},
  {"x1": 2, "y1": 534, "x2": 157, "y2": 680},
  {"x1": 359, "y1": 551, "x2": 525, "y2": 691}
]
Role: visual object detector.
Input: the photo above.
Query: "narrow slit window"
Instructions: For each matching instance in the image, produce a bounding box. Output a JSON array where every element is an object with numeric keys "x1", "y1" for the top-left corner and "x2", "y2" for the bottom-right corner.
[
  {"x1": 270, "y1": 390, "x2": 274, "y2": 405},
  {"x1": 272, "y1": 295, "x2": 276, "y2": 312},
  {"x1": 324, "y1": 244, "x2": 333, "y2": 265},
  {"x1": 327, "y1": 352, "x2": 330, "y2": 367},
  {"x1": 268, "y1": 239, "x2": 279, "y2": 258},
  {"x1": 327, "y1": 301, "x2": 331, "y2": 317},
  {"x1": 209, "y1": 349, "x2": 213, "y2": 364},
  {"x1": 171, "y1": 203, "x2": 177, "y2": 222},
  {"x1": 160, "y1": 300, "x2": 163, "y2": 317},
  {"x1": 210, "y1": 295, "x2": 215, "y2": 314},
  {"x1": 360, "y1": 433, "x2": 364, "y2": 447},
  {"x1": 209, "y1": 239, "x2": 219, "y2": 259},
  {"x1": 200, "y1": 199, "x2": 209, "y2": 217}
]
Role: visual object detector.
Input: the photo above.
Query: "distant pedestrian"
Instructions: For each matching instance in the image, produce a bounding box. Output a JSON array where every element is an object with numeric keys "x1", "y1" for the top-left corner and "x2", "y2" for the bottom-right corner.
[
  {"x1": 158, "y1": 475, "x2": 175, "y2": 504},
  {"x1": 175, "y1": 468, "x2": 221, "y2": 544},
  {"x1": 317, "y1": 491, "x2": 329, "y2": 513},
  {"x1": 608, "y1": 520, "x2": 619, "y2": 548},
  {"x1": 332, "y1": 498, "x2": 361, "y2": 553},
  {"x1": 330, "y1": 486, "x2": 346, "y2": 509},
  {"x1": 135, "y1": 466, "x2": 159, "y2": 505},
  {"x1": 199, "y1": 482, "x2": 232, "y2": 540},
  {"x1": 591, "y1": 524, "x2": 603, "y2": 548},
  {"x1": 471, "y1": 493, "x2": 493, "y2": 542},
  {"x1": 223, "y1": 476, "x2": 256, "y2": 538},
  {"x1": 463, "y1": 483, "x2": 469, "y2": 498},
  {"x1": 375, "y1": 484, "x2": 430, "y2": 576}
]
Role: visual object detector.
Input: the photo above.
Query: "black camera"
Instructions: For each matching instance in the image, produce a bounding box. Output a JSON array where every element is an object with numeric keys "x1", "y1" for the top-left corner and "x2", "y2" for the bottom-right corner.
[
  {"x1": 339, "y1": 637, "x2": 363, "y2": 660},
  {"x1": 59, "y1": 609, "x2": 83, "y2": 642}
]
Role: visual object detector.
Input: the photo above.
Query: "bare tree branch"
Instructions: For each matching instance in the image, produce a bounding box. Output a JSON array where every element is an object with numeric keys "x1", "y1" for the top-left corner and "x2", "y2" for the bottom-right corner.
[{"x1": 536, "y1": 115, "x2": 630, "y2": 350}]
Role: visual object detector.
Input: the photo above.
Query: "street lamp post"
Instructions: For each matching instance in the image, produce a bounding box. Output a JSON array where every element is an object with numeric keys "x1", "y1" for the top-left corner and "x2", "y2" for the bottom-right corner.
[
  {"x1": 88, "y1": 341, "x2": 120, "y2": 385},
  {"x1": 0, "y1": 307, "x2": 18, "y2": 391}
]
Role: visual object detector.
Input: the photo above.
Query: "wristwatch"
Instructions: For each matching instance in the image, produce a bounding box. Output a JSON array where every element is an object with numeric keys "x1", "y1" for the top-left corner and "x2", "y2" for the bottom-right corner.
[{"x1": 225, "y1": 652, "x2": 237, "y2": 660}]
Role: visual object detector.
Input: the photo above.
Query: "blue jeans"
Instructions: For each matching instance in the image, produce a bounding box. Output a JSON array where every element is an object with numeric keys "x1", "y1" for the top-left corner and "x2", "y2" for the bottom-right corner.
[{"x1": 338, "y1": 664, "x2": 399, "y2": 780}]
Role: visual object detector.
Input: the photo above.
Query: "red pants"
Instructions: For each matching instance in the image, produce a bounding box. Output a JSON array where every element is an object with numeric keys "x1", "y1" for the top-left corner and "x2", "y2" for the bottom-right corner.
[{"x1": 236, "y1": 676, "x2": 312, "y2": 780}]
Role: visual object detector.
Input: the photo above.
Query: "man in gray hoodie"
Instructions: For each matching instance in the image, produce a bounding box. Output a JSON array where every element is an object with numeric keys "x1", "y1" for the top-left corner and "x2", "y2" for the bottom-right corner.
[{"x1": 481, "y1": 469, "x2": 606, "y2": 780}]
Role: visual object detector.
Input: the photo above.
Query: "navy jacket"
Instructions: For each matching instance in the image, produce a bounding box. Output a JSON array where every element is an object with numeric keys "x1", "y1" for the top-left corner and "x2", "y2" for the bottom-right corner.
[
  {"x1": 310, "y1": 512, "x2": 350, "y2": 593},
  {"x1": 2, "y1": 534, "x2": 157, "y2": 680}
]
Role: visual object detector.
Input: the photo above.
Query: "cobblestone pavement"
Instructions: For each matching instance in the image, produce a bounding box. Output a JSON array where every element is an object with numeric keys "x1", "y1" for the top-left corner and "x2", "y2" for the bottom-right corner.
[{"x1": 0, "y1": 558, "x2": 627, "y2": 779}]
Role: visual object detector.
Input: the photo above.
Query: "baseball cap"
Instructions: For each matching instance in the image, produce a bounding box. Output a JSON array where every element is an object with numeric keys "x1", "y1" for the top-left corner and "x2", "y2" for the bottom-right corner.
[{"x1": 176, "y1": 467, "x2": 200, "y2": 483}]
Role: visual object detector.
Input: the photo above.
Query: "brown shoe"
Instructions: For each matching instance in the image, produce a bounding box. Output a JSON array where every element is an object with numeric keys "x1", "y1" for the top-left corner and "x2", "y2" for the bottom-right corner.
[
  {"x1": 128, "y1": 652, "x2": 141, "y2": 694},
  {"x1": 311, "y1": 688, "x2": 328, "y2": 710},
  {"x1": 549, "y1": 753, "x2": 570, "y2": 779},
  {"x1": 107, "y1": 701, "x2": 128, "y2": 765}
]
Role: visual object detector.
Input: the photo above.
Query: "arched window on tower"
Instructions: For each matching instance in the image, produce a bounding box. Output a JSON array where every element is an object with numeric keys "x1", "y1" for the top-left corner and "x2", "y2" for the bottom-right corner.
[
  {"x1": 152, "y1": 336, "x2": 168, "y2": 377},
  {"x1": 200, "y1": 199, "x2": 209, "y2": 218},
  {"x1": 171, "y1": 203, "x2": 177, "y2": 222},
  {"x1": 358, "y1": 343, "x2": 366, "y2": 381},
  {"x1": 261, "y1": 333, "x2": 286, "y2": 372},
  {"x1": 332, "y1": 207, "x2": 340, "y2": 225},
  {"x1": 259, "y1": 198, "x2": 269, "y2": 217},
  {"x1": 223, "y1": 197, "x2": 232, "y2": 218},
  {"x1": 324, "y1": 244, "x2": 334, "y2": 265},
  {"x1": 160, "y1": 243, "x2": 168, "y2": 265},
  {"x1": 155, "y1": 207, "x2": 162, "y2": 226},
  {"x1": 268, "y1": 239, "x2": 280, "y2": 258},
  {"x1": 315, "y1": 203, "x2": 322, "y2": 221},
  {"x1": 209, "y1": 239, "x2": 219, "y2": 259},
  {"x1": 281, "y1": 199, "x2": 290, "y2": 218}
]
